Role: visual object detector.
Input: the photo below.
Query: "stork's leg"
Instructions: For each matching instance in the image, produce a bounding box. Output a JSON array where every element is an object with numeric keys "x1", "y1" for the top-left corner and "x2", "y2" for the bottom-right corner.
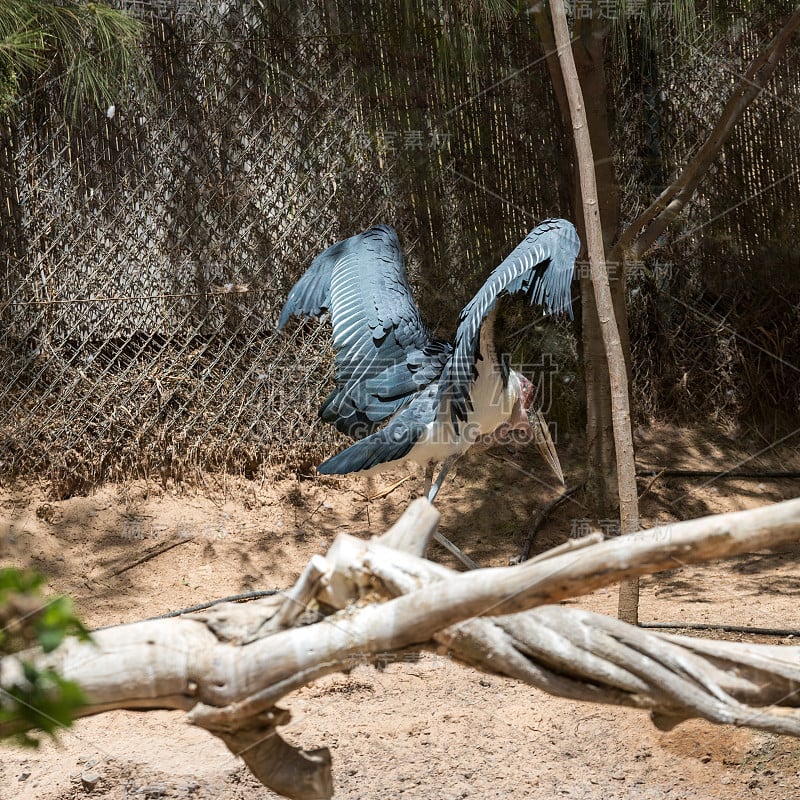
[
  {"x1": 422, "y1": 461, "x2": 435, "y2": 498},
  {"x1": 433, "y1": 530, "x2": 480, "y2": 570},
  {"x1": 427, "y1": 454, "x2": 459, "y2": 503},
  {"x1": 424, "y1": 455, "x2": 478, "y2": 569}
]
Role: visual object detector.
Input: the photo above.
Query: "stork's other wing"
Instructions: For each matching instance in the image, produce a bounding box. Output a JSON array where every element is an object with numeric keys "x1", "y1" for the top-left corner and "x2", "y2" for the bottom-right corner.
[
  {"x1": 438, "y1": 218, "x2": 580, "y2": 425},
  {"x1": 316, "y1": 383, "x2": 437, "y2": 474},
  {"x1": 278, "y1": 225, "x2": 451, "y2": 438}
]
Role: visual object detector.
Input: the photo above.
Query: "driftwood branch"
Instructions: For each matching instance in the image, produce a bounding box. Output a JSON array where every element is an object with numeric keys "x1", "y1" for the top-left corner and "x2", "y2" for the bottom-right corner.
[{"x1": 3, "y1": 497, "x2": 800, "y2": 800}]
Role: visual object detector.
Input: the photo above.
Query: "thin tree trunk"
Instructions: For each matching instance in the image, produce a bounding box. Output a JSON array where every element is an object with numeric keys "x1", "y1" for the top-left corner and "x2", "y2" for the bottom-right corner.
[
  {"x1": 532, "y1": 8, "x2": 630, "y2": 518},
  {"x1": 572, "y1": 15, "x2": 626, "y2": 516},
  {"x1": 547, "y1": 0, "x2": 640, "y2": 623}
]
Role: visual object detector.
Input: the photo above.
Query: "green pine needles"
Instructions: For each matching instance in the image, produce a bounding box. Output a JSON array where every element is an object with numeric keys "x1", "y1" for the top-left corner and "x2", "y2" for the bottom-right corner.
[{"x1": 0, "y1": 0, "x2": 148, "y2": 119}]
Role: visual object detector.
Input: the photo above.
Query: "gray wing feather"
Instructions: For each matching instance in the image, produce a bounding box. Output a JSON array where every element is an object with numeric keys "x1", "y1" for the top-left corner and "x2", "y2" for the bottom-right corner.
[
  {"x1": 277, "y1": 240, "x2": 345, "y2": 329},
  {"x1": 278, "y1": 225, "x2": 452, "y2": 438},
  {"x1": 439, "y1": 218, "x2": 580, "y2": 425}
]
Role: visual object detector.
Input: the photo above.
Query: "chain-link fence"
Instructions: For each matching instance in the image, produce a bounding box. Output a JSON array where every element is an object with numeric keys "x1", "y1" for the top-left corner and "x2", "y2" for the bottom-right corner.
[
  {"x1": 1, "y1": 3, "x2": 395, "y2": 492},
  {"x1": 1, "y1": 2, "x2": 798, "y2": 493}
]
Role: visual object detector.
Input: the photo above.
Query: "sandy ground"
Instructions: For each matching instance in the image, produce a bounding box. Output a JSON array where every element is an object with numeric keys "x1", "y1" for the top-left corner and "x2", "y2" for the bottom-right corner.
[{"x1": 2, "y1": 424, "x2": 800, "y2": 799}]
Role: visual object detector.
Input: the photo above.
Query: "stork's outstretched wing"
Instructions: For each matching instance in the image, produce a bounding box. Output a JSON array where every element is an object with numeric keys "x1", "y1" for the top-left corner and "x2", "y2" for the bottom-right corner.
[
  {"x1": 278, "y1": 225, "x2": 451, "y2": 438},
  {"x1": 438, "y1": 218, "x2": 580, "y2": 425}
]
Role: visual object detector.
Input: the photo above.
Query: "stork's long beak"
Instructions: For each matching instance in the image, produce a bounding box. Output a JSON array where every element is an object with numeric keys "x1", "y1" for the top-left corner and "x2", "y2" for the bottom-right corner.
[{"x1": 531, "y1": 409, "x2": 565, "y2": 486}]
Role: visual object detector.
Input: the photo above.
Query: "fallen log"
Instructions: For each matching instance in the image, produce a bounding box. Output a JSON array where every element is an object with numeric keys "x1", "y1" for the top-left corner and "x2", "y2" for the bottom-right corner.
[{"x1": 2, "y1": 497, "x2": 800, "y2": 800}]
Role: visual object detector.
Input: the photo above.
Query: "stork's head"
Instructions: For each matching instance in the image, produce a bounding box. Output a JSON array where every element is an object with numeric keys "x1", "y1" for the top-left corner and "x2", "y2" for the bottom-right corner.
[
  {"x1": 506, "y1": 372, "x2": 535, "y2": 429},
  {"x1": 517, "y1": 373, "x2": 535, "y2": 412},
  {"x1": 506, "y1": 371, "x2": 565, "y2": 486}
]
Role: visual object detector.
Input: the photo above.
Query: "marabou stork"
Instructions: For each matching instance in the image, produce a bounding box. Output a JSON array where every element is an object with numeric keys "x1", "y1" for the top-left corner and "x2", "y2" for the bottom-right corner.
[{"x1": 278, "y1": 219, "x2": 579, "y2": 564}]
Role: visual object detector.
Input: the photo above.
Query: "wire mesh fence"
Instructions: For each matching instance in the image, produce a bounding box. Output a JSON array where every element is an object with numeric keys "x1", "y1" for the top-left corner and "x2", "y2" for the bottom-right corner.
[
  {"x1": 1, "y1": 2, "x2": 798, "y2": 493},
  {"x1": 619, "y1": 16, "x2": 800, "y2": 427},
  {"x1": 0, "y1": 0, "x2": 569, "y2": 493},
  {"x1": 0, "y1": 2, "x2": 389, "y2": 492}
]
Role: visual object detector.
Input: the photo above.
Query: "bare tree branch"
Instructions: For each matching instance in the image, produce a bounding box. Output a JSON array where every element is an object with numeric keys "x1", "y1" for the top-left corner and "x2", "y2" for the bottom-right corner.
[{"x1": 615, "y1": 6, "x2": 800, "y2": 261}]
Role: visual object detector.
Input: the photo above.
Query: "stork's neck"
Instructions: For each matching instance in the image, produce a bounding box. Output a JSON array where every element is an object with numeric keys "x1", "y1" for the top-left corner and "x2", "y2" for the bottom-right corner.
[{"x1": 478, "y1": 307, "x2": 502, "y2": 380}]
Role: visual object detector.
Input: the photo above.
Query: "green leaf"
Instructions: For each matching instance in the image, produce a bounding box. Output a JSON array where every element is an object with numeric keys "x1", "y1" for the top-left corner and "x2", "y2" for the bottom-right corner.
[
  {"x1": 0, "y1": 567, "x2": 44, "y2": 597},
  {"x1": 1, "y1": 567, "x2": 89, "y2": 746},
  {"x1": 1, "y1": 662, "x2": 86, "y2": 747}
]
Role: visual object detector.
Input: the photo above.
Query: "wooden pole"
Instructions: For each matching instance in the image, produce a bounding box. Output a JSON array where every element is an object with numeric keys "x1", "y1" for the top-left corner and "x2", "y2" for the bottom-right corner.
[{"x1": 546, "y1": 0, "x2": 641, "y2": 622}]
